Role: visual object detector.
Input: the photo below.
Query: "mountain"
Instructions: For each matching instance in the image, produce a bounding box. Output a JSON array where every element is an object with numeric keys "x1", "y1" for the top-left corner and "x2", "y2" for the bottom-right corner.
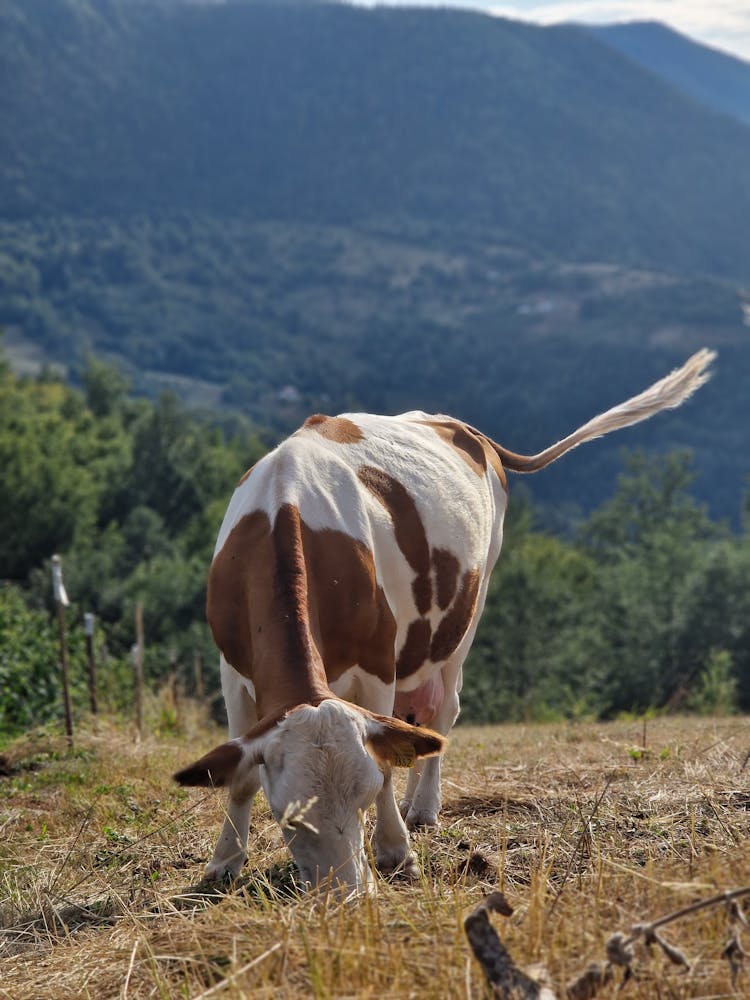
[
  {"x1": 5, "y1": 1, "x2": 750, "y2": 279},
  {"x1": 590, "y1": 21, "x2": 750, "y2": 125},
  {"x1": 2, "y1": 0, "x2": 750, "y2": 520}
]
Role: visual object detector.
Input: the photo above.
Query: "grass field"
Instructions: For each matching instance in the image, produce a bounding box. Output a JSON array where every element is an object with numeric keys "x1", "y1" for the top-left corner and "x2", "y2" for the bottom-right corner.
[{"x1": 1, "y1": 707, "x2": 748, "y2": 998}]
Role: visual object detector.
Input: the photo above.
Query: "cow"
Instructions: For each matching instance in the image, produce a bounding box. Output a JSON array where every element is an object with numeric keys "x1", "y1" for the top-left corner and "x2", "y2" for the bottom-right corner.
[{"x1": 175, "y1": 349, "x2": 714, "y2": 893}]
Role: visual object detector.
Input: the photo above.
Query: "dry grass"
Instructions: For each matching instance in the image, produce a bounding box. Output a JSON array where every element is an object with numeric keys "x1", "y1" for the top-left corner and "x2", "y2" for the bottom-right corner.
[{"x1": 1, "y1": 710, "x2": 749, "y2": 998}]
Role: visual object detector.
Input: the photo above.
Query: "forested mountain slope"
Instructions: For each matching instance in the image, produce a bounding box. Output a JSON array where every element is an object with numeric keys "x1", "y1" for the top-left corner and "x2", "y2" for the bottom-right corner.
[
  {"x1": 591, "y1": 22, "x2": 750, "y2": 125},
  {"x1": 5, "y1": 1, "x2": 750, "y2": 277},
  {"x1": 2, "y1": 0, "x2": 750, "y2": 518}
]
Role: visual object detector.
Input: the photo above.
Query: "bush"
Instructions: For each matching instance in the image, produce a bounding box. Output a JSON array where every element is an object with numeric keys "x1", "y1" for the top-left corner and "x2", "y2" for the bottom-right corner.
[
  {"x1": 686, "y1": 649, "x2": 737, "y2": 716},
  {"x1": 0, "y1": 584, "x2": 86, "y2": 735}
]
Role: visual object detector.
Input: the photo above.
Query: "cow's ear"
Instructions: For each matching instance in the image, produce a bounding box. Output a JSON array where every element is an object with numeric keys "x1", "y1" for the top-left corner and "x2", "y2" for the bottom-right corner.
[
  {"x1": 365, "y1": 714, "x2": 446, "y2": 769},
  {"x1": 173, "y1": 735, "x2": 266, "y2": 788}
]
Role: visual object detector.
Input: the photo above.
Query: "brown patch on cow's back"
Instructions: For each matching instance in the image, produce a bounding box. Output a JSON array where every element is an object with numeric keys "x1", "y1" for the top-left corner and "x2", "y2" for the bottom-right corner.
[
  {"x1": 430, "y1": 569, "x2": 481, "y2": 663},
  {"x1": 432, "y1": 548, "x2": 460, "y2": 610},
  {"x1": 469, "y1": 427, "x2": 508, "y2": 490},
  {"x1": 420, "y1": 419, "x2": 487, "y2": 477},
  {"x1": 482, "y1": 441, "x2": 508, "y2": 490},
  {"x1": 303, "y1": 414, "x2": 365, "y2": 444},
  {"x1": 357, "y1": 465, "x2": 432, "y2": 616}
]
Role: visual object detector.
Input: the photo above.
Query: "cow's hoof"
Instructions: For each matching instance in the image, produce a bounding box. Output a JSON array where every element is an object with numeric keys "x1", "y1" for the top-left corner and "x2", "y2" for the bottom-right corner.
[
  {"x1": 377, "y1": 849, "x2": 419, "y2": 880},
  {"x1": 405, "y1": 809, "x2": 439, "y2": 831},
  {"x1": 203, "y1": 857, "x2": 244, "y2": 882}
]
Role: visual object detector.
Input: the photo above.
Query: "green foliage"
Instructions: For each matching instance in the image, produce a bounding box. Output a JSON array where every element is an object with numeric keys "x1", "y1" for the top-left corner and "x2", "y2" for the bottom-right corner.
[
  {"x1": 0, "y1": 365, "x2": 129, "y2": 579},
  {"x1": 464, "y1": 496, "x2": 605, "y2": 722},
  {"x1": 466, "y1": 451, "x2": 749, "y2": 722},
  {"x1": 2, "y1": 358, "x2": 749, "y2": 732},
  {"x1": 0, "y1": 584, "x2": 88, "y2": 733},
  {"x1": 82, "y1": 355, "x2": 131, "y2": 418},
  {"x1": 0, "y1": 359, "x2": 264, "y2": 735},
  {"x1": 579, "y1": 451, "x2": 720, "y2": 714},
  {"x1": 2, "y1": 212, "x2": 745, "y2": 520},
  {"x1": 686, "y1": 649, "x2": 737, "y2": 716}
]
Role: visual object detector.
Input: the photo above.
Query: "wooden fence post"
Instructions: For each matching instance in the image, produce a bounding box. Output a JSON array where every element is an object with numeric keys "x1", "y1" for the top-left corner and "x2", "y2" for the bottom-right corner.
[
  {"x1": 84, "y1": 612, "x2": 98, "y2": 718},
  {"x1": 134, "y1": 601, "x2": 144, "y2": 740},
  {"x1": 51, "y1": 555, "x2": 74, "y2": 747},
  {"x1": 100, "y1": 642, "x2": 110, "y2": 713},
  {"x1": 194, "y1": 651, "x2": 204, "y2": 700},
  {"x1": 168, "y1": 647, "x2": 182, "y2": 727}
]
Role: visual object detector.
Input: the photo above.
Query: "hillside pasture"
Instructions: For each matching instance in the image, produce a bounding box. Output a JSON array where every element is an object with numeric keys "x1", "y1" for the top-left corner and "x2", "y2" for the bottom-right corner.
[{"x1": 0, "y1": 712, "x2": 748, "y2": 998}]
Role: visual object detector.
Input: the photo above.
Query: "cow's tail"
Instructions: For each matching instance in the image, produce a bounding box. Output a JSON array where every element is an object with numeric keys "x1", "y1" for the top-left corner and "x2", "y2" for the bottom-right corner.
[{"x1": 487, "y1": 348, "x2": 715, "y2": 475}]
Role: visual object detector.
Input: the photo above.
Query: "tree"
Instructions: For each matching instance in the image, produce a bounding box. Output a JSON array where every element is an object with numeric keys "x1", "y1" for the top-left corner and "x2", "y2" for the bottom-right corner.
[
  {"x1": 0, "y1": 372, "x2": 108, "y2": 579},
  {"x1": 465, "y1": 488, "x2": 605, "y2": 722},
  {"x1": 81, "y1": 355, "x2": 131, "y2": 418},
  {"x1": 581, "y1": 450, "x2": 720, "y2": 714}
]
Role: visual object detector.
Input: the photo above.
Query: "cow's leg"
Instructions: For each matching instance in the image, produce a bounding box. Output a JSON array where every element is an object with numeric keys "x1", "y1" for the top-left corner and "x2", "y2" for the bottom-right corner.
[
  {"x1": 399, "y1": 759, "x2": 424, "y2": 819},
  {"x1": 372, "y1": 766, "x2": 419, "y2": 878},
  {"x1": 204, "y1": 660, "x2": 260, "y2": 881},
  {"x1": 354, "y1": 675, "x2": 418, "y2": 878},
  {"x1": 401, "y1": 659, "x2": 463, "y2": 830}
]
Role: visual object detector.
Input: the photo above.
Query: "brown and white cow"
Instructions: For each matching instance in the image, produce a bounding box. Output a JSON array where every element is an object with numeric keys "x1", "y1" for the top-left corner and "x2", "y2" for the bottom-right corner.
[{"x1": 175, "y1": 349, "x2": 714, "y2": 893}]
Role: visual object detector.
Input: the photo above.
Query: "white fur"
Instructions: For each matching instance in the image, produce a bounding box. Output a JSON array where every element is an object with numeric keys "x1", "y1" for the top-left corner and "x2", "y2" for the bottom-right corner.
[
  {"x1": 213, "y1": 701, "x2": 412, "y2": 893},
  {"x1": 329, "y1": 666, "x2": 395, "y2": 716},
  {"x1": 497, "y1": 349, "x2": 715, "y2": 472}
]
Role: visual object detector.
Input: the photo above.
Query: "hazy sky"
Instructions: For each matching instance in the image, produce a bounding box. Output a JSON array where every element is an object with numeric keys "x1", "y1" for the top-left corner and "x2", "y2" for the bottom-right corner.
[{"x1": 359, "y1": 1, "x2": 750, "y2": 63}]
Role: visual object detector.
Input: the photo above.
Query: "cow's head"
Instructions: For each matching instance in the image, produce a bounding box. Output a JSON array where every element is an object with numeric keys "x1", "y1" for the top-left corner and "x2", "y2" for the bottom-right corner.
[{"x1": 174, "y1": 699, "x2": 444, "y2": 894}]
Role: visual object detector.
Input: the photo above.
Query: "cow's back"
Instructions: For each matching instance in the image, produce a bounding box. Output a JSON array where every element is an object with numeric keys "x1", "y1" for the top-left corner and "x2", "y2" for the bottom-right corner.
[{"x1": 211, "y1": 412, "x2": 508, "y2": 696}]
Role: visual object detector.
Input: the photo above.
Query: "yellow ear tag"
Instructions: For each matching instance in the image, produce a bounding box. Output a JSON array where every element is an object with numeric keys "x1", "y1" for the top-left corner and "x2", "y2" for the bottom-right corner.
[{"x1": 393, "y1": 744, "x2": 416, "y2": 768}]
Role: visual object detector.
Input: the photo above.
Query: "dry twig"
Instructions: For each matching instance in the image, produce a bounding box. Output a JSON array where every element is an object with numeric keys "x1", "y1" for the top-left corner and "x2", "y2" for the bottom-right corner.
[
  {"x1": 464, "y1": 893, "x2": 557, "y2": 999},
  {"x1": 566, "y1": 886, "x2": 750, "y2": 998},
  {"x1": 467, "y1": 887, "x2": 750, "y2": 999}
]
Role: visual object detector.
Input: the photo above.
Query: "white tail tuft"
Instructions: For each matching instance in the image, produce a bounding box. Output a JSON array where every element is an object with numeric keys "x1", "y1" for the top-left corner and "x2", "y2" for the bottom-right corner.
[{"x1": 490, "y1": 349, "x2": 716, "y2": 474}]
